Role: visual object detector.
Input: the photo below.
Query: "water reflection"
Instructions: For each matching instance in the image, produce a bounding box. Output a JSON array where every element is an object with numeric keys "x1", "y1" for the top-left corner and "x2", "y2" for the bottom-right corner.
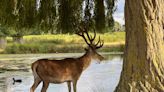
[{"x1": 0, "y1": 53, "x2": 123, "y2": 92}]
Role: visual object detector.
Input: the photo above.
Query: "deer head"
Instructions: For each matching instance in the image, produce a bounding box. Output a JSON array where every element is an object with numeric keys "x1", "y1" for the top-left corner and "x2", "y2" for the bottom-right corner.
[{"x1": 76, "y1": 26, "x2": 104, "y2": 63}]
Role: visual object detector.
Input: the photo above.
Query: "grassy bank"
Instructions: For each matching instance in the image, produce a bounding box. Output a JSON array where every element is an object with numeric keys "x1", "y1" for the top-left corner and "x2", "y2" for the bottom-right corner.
[{"x1": 2, "y1": 32, "x2": 125, "y2": 54}]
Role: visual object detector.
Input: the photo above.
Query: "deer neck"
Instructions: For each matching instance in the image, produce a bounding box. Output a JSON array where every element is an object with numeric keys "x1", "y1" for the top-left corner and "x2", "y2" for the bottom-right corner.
[{"x1": 79, "y1": 52, "x2": 92, "y2": 70}]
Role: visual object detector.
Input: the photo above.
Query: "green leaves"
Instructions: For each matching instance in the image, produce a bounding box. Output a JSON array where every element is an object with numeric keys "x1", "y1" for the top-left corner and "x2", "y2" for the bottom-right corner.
[{"x1": 0, "y1": 0, "x2": 117, "y2": 35}]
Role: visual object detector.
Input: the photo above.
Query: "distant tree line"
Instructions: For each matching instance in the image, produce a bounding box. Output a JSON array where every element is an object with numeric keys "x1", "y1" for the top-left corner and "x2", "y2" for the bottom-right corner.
[{"x1": 0, "y1": 0, "x2": 117, "y2": 47}]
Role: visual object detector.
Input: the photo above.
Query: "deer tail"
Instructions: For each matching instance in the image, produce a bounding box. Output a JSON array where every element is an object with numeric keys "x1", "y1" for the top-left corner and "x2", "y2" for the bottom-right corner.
[{"x1": 31, "y1": 61, "x2": 40, "y2": 79}]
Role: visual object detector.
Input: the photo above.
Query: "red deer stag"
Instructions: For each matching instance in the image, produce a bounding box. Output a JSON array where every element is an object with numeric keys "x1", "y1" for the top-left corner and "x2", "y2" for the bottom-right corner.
[{"x1": 30, "y1": 28, "x2": 104, "y2": 92}]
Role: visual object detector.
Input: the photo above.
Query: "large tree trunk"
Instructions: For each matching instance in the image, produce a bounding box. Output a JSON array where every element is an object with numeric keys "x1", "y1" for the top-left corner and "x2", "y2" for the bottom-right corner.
[
  {"x1": 115, "y1": 0, "x2": 164, "y2": 92},
  {"x1": 0, "y1": 37, "x2": 7, "y2": 49}
]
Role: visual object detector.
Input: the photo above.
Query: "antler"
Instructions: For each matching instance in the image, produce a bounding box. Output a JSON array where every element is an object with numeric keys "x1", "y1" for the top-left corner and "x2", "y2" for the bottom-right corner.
[
  {"x1": 84, "y1": 28, "x2": 96, "y2": 44},
  {"x1": 76, "y1": 23, "x2": 104, "y2": 49},
  {"x1": 76, "y1": 26, "x2": 91, "y2": 47},
  {"x1": 95, "y1": 36, "x2": 104, "y2": 49}
]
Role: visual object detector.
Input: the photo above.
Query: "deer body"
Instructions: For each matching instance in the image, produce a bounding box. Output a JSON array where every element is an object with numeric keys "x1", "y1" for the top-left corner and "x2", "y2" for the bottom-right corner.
[
  {"x1": 32, "y1": 58, "x2": 83, "y2": 83},
  {"x1": 30, "y1": 26, "x2": 104, "y2": 92},
  {"x1": 32, "y1": 52, "x2": 91, "y2": 83}
]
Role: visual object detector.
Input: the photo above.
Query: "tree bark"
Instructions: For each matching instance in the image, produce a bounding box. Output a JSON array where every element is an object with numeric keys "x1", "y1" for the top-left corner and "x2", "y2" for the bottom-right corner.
[
  {"x1": 115, "y1": 0, "x2": 164, "y2": 92},
  {"x1": 0, "y1": 37, "x2": 7, "y2": 49}
]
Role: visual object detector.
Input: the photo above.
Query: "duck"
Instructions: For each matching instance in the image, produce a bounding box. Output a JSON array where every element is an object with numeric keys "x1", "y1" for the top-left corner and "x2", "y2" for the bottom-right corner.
[{"x1": 13, "y1": 78, "x2": 22, "y2": 83}]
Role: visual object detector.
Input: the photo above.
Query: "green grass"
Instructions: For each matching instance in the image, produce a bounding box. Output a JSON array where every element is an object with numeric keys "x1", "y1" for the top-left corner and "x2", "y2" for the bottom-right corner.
[{"x1": 3, "y1": 32, "x2": 125, "y2": 54}]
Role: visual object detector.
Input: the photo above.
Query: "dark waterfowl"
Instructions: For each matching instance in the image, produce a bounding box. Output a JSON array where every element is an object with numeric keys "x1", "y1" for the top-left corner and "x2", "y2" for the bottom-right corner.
[{"x1": 13, "y1": 78, "x2": 22, "y2": 85}]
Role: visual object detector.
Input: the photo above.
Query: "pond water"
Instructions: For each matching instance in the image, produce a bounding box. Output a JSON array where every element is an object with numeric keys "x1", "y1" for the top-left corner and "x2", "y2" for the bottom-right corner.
[{"x1": 0, "y1": 53, "x2": 123, "y2": 92}]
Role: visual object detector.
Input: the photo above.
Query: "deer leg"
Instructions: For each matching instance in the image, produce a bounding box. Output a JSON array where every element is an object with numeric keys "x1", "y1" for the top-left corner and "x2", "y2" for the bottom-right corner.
[
  {"x1": 41, "y1": 81, "x2": 49, "y2": 92},
  {"x1": 67, "y1": 81, "x2": 72, "y2": 92},
  {"x1": 30, "y1": 78, "x2": 41, "y2": 92},
  {"x1": 73, "y1": 80, "x2": 77, "y2": 92}
]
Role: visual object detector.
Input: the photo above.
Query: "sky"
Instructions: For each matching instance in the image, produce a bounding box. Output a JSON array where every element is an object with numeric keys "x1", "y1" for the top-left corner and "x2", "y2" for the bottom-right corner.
[{"x1": 113, "y1": 0, "x2": 125, "y2": 25}]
